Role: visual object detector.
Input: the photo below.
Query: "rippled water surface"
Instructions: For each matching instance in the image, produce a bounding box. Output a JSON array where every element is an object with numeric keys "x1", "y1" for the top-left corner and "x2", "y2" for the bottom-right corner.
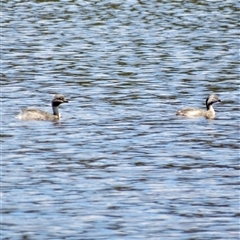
[{"x1": 2, "y1": 0, "x2": 239, "y2": 239}]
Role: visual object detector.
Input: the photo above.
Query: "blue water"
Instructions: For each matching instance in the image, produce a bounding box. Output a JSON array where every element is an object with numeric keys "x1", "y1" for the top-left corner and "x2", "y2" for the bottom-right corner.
[{"x1": 2, "y1": 0, "x2": 239, "y2": 239}]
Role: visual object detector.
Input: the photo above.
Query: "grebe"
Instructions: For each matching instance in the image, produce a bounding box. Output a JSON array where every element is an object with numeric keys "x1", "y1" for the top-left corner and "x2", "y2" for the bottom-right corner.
[
  {"x1": 176, "y1": 94, "x2": 221, "y2": 119},
  {"x1": 17, "y1": 94, "x2": 68, "y2": 121}
]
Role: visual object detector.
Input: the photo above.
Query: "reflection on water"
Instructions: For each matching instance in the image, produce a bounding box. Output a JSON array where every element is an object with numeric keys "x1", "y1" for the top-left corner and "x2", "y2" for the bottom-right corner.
[{"x1": 2, "y1": 0, "x2": 239, "y2": 239}]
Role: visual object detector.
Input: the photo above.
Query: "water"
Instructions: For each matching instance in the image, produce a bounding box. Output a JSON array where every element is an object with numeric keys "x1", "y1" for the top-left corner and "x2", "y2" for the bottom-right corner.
[{"x1": 2, "y1": 0, "x2": 239, "y2": 239}]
